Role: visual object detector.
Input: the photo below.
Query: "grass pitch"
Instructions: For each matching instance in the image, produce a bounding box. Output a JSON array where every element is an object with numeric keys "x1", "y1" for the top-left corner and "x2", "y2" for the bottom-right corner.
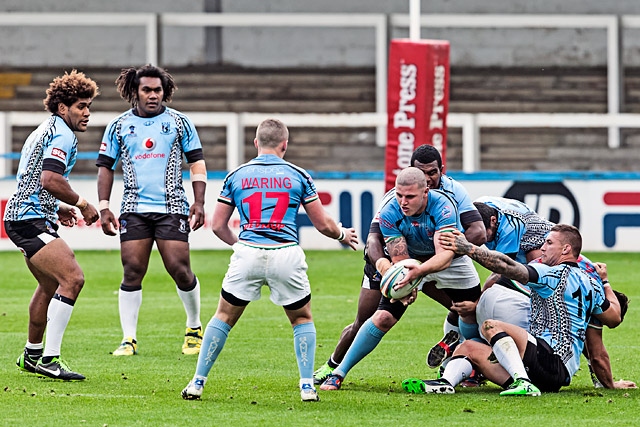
[{"x1": 1, "y1": 249, "x2": 638, "y2": 426}]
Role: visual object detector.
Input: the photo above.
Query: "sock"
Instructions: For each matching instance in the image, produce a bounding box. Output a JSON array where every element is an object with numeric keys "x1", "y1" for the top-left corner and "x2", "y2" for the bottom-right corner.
[
  {"x1": 490, "y1": 332, "x2": 528, "y2": 380},
  {"x1": 442, "y1": 355, "x2": 474, "y2": 387},
  {"x1": 458, "y1": 319, "x2": 481, "y2": 341},
  {"x1": 194, "y1": 317, "x2": 231, "y2": 379},
  {"x1": 334, "y1": 318, "x2": 386, "y2": 378},
  {"x1": 327, "y1": 355, "x2": 339, "y2": 369},
  {"x1": 293, "y1": 322, "x2": 316, "y2": 381},
  {"x1": 177, "y1": 276, "x2": 201, "y2": 329},
  {"x1": 119, "y1": 285, "x2": 142, "y2": 340},
  {"x1": 444, "y1": 312, "x2": 459, "y2": 335},
  {"x1": 43, "y1": 294, "x2": 75, "y2": 357},
  {"x1": 25, "y1": 342, "x2": 43, "y2": 358}
]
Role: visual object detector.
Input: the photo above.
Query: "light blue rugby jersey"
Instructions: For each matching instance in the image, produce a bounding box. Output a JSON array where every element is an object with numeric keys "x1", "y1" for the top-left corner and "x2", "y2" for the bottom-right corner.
[
  {"x1": 377, "y1": 189, "x2": 462, "y2": 260},
  {"x1": 97, "y1": 107, "x2": 203, "y2": 215},
  {"x1": 526, "y1": 262, "x2": 607, "y2": 380},
  {"x1": 217, "y1": 154, "x2": 318, "y2": 248},
  {"x1": 4, "y1": 115, "x2": 78, "y2": 223},
  {"x1": 476, "y1": 196, "x2": 552, "y2": 263}
]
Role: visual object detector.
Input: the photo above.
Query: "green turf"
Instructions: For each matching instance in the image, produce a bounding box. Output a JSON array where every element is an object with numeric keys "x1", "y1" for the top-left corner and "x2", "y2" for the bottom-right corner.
[{"x1": 1, "y1": 250, "x2": 638, "y2": 426}]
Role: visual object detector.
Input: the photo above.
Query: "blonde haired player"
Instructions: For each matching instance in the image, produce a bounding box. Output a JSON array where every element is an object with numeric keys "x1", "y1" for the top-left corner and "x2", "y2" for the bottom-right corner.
[{"x1": 181, "y1": 118, "x2": 358, "y2": 402}]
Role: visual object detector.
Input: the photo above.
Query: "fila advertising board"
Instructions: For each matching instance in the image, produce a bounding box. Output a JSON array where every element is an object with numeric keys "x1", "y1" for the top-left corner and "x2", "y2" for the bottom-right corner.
[{"x1": 0, "y1": 176, "x2": 638, "y2": 252}]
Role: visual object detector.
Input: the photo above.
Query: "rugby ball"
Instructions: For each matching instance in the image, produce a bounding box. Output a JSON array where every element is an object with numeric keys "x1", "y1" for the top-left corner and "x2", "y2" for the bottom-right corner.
[{"x1": 380, "y1": 258, "x2": 423, "y2": 299}]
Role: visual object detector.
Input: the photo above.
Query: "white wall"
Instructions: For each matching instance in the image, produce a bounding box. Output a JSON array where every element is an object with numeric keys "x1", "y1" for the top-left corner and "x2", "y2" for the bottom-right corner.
[{"x1": 3, "y1": 1, "x2": 640, "y2": 67}]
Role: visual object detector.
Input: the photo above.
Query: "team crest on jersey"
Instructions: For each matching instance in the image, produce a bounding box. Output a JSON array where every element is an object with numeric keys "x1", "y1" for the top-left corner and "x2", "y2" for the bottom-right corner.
[
  {"x1": 440, "y1": 206, "x2": 452, "y2": 219},
  {"x1": 161, "y1": 122, "x2": 171, "y2": 135},
  {"x1": 128, "y1": 125, "x2": 136, "y2": 136},
  {"x1": 120, "y1": 220, "x2": 127, "y2": 234},
  {"x1": 143, "y1": 138, "x2": 156, "y2": 150},
  {"x1": 179, "y1": 218, "x2": 188, "y2": 233},
  {"x1": 51, "y1": 148, "x2": 67, "y2": 162}
]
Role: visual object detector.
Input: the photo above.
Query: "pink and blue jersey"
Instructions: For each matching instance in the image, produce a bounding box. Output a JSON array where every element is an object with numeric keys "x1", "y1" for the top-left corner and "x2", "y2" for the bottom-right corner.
[
  {"x1": 97, "y1": 107, "x2": 204, "y2": 215},
  {"x1": 217, "y1": 154, "x2": 318, "y2": 248},
  {"x1": 377, "y1": 189, "x2": 462, "y2": 261},
  {"x1": 4, "y1": 115, "x2": 77, "y2": 223}
]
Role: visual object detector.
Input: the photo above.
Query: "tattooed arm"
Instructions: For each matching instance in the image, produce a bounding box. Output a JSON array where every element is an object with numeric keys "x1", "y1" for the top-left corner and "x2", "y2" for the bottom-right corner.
[{"x1": 439, "y1": 229, "x2": 530, "y2": 284}]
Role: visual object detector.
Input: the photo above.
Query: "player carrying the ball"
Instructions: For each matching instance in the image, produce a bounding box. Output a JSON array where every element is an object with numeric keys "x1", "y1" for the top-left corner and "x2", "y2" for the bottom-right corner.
[{"x1": 320, "y1": 166, "x2": 481, "y2": 391}]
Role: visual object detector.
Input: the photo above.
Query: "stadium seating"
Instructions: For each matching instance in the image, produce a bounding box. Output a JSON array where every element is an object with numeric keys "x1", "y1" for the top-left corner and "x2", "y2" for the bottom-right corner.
[{"x1": 2, "y1": 65, "x2": 639, "y2": 174}]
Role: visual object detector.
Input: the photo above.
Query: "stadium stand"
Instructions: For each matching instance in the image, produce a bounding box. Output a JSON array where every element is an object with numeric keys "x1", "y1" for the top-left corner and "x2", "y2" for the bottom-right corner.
[{"x1": 2, "y1": 64, "x2": 639, "y2": 175}]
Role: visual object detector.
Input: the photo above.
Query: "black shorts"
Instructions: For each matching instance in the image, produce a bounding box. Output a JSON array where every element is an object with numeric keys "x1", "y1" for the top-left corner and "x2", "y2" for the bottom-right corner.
[
  {"x1": 4, "y1": 219, "x2": 60, "y2": 258},
  {"x1": 377, "y1": 295, "x2": 409, "y2": 321},
  {"x1": 361, "y1": 256, "x2": 383, "y2": 291},
  {"x1": 119, "y1": 213, "x2": 190, "y2": 242},
  {"x1": 442, "y1": 285, "x2": 482, "y2": 303},
  {"x1": 522, "y1": 336, "x2": 571, "y2": 392}
]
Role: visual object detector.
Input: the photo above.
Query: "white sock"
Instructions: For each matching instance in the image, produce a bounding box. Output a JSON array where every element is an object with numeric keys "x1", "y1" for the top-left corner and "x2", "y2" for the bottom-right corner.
[
  {"x1": 442, "y1": 356, "x2": 474, "y2": 387},
  {"x1": 26, "y1": 341, "x2": 43, "y2": 350},
  {"x1": 119, "y1": 288, "x2": 142, "y2": 340},
  {"x1": 492, "y1": 335, "x2": 529, "y2": 380},
  {"x1": 443, "y1": 317, "x2": 459, "y2": 335},
  {"x1": 299, "y1": 378, "x2": 314, "y2": 388},
  {"x1": 177, "y1": 279, "x2": 201, "y2": 329},
  {"x1": 43, "y1": 298, "x2": 74, "y2": 357}
]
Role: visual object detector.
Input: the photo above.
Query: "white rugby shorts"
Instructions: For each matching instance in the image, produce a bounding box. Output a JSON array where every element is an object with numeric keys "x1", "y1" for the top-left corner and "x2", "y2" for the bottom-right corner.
[
  {"x1": 422, "y1": 255, "x2": 480, "y2": 290},
  {"x1": 221, "y1": 242, "x2": 311, "y2": 306},
  {"x1": 475, "y1": 284, "x2": 531, "y2": 331}
]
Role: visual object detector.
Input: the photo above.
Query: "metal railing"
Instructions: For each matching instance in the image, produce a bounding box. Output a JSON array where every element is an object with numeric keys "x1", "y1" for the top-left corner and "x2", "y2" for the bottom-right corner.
[
  {"x1": 2, "y1": 12, "x2": 640, "y2": 173},
  {"x1": 4, "y1": 111, "x2": 640, "y2": 176}
]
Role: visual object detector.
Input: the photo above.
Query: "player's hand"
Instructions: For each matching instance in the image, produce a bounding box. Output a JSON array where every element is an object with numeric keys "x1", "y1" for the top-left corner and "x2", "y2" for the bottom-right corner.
[
  {"x1": 438, "y1": 229, "x2": 471, "y2": 255},
  {"x1": 80, "y1": 203, "x2": 99, "y2": 226},
  {"x1": 189, "y1": 202, "x2": 205, "y2": 231},
  {"x1": 594, "y1": 262, "x2": 608, "y2": 282},
  {"x1": 391, "y1": 287, "x2": 418, "y2": 306},
  {"x1": 99, "y1": 208, "x2": 119, "y2": 236},
  {"x1": 396, "y1": 263, "x2": 421, "y2": 286},
  {"x1": 451, "y1": 300, "x2": 478, "y2": 317},
  {"x1": 375, "y1": 258, "x2": 392, "y2": 277},
  {"x1": 58, "y1": 204, "x2": 78, "y2": 227},
  {"x1": 613, "y1": 379, "x2": 637, "y2": 389},
  {"x1": 338, "y1": 226, "x2": 359, "y2": 251}
]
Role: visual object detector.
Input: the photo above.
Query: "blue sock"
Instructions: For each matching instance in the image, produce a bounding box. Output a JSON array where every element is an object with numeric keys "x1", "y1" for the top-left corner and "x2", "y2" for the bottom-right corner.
[
  {"x1": 293, "y1": 322, "x2": 316, "y2": 380},
  {"x1": 334, "y1": 318, "x2": 386, "y2": 378},
  {"x1": 458, "y1": 319, "x2": 481, "y2": 341},
  {"x1": 195, "y1": 317, "x2": 231, "y2": 379}
]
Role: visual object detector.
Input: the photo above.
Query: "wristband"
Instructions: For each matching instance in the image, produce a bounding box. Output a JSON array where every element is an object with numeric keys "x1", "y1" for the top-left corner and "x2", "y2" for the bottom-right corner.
[
  {"x1": 602, "y1": 280, "x2": 610, "y2": 286},
  {"x1": 75, "y1": 196, "x2": 88, "y2": 210},
  {"x1": 99, "y1": 200, "x2": 110, "y2": 211},
  {"x1": 191, "y1": 173, "x2": 207, "y2": 182},
  {"x1": 337, "y1": 228, "x2": 346, "y2": 241}
]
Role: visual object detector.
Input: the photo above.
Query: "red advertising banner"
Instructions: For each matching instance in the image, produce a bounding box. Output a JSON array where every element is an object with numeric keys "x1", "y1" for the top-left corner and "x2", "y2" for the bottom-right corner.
[{"x1": 385, "y1": 39, "x2": 450, "y2": 191}]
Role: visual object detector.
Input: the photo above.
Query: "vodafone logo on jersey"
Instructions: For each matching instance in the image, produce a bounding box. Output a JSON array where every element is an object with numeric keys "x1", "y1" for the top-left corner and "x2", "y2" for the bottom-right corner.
[{"x1": 143, "y1": 138, "x2": 156, "y2": 150}]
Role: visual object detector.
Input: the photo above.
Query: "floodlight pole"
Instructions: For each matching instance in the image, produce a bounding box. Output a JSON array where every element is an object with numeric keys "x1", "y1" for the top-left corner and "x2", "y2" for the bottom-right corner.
[{"x1": 410, "y1": 0, "x2": 421, "y2": 40}]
